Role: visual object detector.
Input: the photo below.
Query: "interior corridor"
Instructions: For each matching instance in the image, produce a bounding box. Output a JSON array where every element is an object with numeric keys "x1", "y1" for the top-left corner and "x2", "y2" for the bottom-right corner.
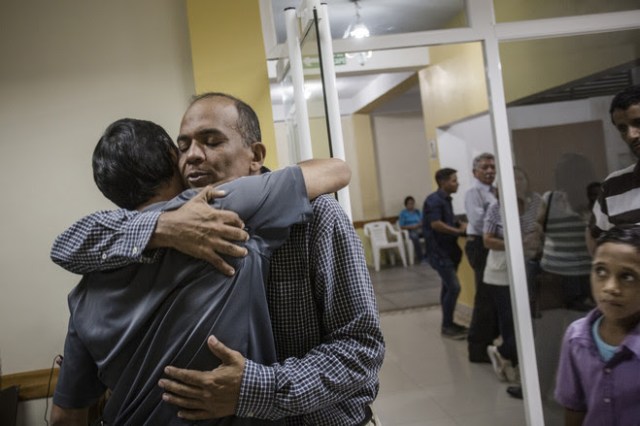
[{"x1": 370, "y1": 263, "x2": 577, "y2": 425}]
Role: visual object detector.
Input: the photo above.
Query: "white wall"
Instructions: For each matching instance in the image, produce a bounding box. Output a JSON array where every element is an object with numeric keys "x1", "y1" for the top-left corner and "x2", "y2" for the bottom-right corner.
[
  {"x1": 435, "y1": 96, "x2": 631, "y2": 216},
  {"x1": 371, "y1": 112, "x2": 431, "y2": 217},
  {"x1": 437, "y1": 114, "x2": 495, "y2": 215},
  {"x1": 0, "y1": 1, "x2": 194, "y2": 423}
]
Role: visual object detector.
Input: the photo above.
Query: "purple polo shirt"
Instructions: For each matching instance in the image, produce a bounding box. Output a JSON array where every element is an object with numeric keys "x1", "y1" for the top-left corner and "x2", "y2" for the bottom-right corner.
[{"x1": 555, "y1": 309, "x2": 640, "y2": 425}]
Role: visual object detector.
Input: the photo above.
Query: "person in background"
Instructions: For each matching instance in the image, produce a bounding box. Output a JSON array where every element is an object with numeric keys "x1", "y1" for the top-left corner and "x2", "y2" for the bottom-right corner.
[
  {"x1": 539, "y1": 153, "x2": 596, "y2": 312},
  {"x1": 398, "y1": 195, "x2": 426, "y2": 263},
  {"x1": 482, "y1": 191, "x2": 520, "y2": 386},
  {"x1": 589, "y1": 84, "x2": 640, "y2": 251},
  {"x1": 423, "y1": 168, "x2": 468, "y2": 339},
  {"x1": 464, "y1": 153, "x2": 500, "y2": 363},
  {"x1": 555, "y1": 225, "x2": 640, "y2": 425}
]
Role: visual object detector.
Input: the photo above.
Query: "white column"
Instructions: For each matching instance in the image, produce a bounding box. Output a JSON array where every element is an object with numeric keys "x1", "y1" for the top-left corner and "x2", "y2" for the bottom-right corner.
[
  {"x1": 316, "y1": 3, "x2": 352, "y2": 219},
  {"x1": 284, "y1": 7, "x2": 313, "y2": 161},
  {"x1": 470, "y1": 1, "x2": 544, "y2": 425}
]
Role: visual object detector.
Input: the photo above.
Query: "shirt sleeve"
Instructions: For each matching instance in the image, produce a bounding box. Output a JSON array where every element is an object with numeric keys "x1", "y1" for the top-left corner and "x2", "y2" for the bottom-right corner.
[
  {"x1": 50, "y1": 209, "x2": 161, "y2": 274},
  {"x1": 483, "y1": 202, "x2": 501, "y2": 235},
  {"x1": 398, "y1": 210, "x2": 407, "y2": 227},
  {"x1": 53, "y1": 315, "x2": 107, "y2": 408},
  {"x1": 590, "y1": 197, "x2": 612, "y2": 238},
  {"x1": 424, "y1": 197, "x2": 444, "y2": 224},
  {"x1": 465, "y1": 187, "x2": 486, "y2": 235},
  {"x1": 554, "y1": 324, "x2": 587, "y2": 411},
  {"x1": 236, "y1": 196, "x2": 385, "y2": 420}
]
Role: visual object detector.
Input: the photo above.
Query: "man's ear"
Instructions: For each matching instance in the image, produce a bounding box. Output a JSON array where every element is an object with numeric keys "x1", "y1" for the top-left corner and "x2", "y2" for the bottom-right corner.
[{"x1": 250, "y1": 142, "x2": 266, "y2": 173}]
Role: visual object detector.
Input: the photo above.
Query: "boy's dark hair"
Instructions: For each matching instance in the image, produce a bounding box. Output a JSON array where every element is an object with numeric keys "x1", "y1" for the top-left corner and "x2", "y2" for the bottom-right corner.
[
  {"x1": 595, "y1": 225, "x2": 640, "y2": 254},
  {"x1": 190, "y1": 92, "x2": 261, "y2": 147},
  {"x1": 93, "y1": 118, "x2": 179, "y2": 210},
  {"x1": 435, "y1": 168, "x2": 457, "y2": 186},
  {"x1": 609, "y1": 85, "x2": 640, "y2": 117},
  {"x1": 404, "y1": 196, "x2": 415, "y2": 206}
]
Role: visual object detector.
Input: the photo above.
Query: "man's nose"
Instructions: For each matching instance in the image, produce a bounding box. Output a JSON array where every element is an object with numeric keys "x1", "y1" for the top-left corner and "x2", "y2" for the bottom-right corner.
[
  {"x1": 184, "y1": 141, "x2": 205, "y2": 163},
  {"x1": 629, "y1": 125, "x2": 640, "y2": 140}
]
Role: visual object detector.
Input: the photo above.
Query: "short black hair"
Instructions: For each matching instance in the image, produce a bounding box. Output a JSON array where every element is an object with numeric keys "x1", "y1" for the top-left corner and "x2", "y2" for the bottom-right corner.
[
  {"x1": 595, "y1": 225, "x2": 640, "y2": 254},
  {"x1": 609, "y1": 85, "x2": 640, "y2": 117},
  {"x1": 190, "y1": 92, "x2": 261, "y2": 146},
  {"x1": 435, "y1": 168, "x2": 457, "y2": 186},
  {"x1": 93, "y1": 118, "x2": 179, "y2": 210},
  {"x1": 404, "y1": 196, "x2": 415, "y2": 206}
]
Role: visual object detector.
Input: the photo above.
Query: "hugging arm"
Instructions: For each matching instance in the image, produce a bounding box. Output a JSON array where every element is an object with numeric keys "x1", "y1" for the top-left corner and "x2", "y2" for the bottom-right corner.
[
  {"x1": 50, "y1": 405, "x2": 88, "y2": 426},
  {"x1": 160, "y1": 196, "x2": 384, "y2": 422},
  {"x1": 51, "y1": 159, "x2": 350, "y2": 275},
  {"x1": 51, "y1": 190, "x2": 249, "y2": 275}
]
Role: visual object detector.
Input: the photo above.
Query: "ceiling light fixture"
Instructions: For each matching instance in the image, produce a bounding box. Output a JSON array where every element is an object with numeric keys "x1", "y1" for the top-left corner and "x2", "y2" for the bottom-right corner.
[{"x1": 342, "y1": 0, "x2": 372, "y2": 66}]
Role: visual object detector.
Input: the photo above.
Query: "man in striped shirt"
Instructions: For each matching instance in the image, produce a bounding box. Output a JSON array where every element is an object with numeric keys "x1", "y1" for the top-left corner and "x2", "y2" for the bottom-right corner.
[{"x1": 589, "y1": 85, "x2": 640, "y2": 249}]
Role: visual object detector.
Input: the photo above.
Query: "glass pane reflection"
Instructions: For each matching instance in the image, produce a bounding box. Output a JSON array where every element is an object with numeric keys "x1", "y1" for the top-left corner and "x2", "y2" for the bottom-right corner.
[
  {"x1": 499, "y1": 28, "x2": 640, "y2": 424},
  {"x1": 493, "y1": 0, "x2": 639, "y2": 22}
]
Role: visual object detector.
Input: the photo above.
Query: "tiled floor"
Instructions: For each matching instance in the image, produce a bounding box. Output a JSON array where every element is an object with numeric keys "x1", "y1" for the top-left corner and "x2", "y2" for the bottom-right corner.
[
  {"x1": 370, "y1": 264, "x2": 574, "y2": 426},
  {"x1": 369, "y1": 262, "x2": 442, "y2": 313}
]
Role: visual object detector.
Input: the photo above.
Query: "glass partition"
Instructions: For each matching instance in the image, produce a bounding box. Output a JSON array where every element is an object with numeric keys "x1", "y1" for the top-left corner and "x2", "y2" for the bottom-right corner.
[
  {"x1": 299, "y1": 14, "x2": 331, "y2": 158},
  {"x1": 498, "y1": 28, "x2": 640, "y2": 424},
  {"x1": 493, "y1": 0, "x2": 639, "y2": 22}
]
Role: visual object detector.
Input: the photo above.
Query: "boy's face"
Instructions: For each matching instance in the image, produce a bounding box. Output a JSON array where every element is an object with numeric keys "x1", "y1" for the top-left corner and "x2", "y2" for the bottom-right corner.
[{"x1": 592, "y1": 242, "x2": 640, "y2": 324}]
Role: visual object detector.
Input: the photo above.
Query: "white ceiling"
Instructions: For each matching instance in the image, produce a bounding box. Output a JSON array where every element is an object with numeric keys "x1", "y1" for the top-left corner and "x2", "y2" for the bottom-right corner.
[
  {"x1": 269, "y1": 0, "x2": 465, "y2": 44},
  {"x1": 266, "y1": 0, "x2": 464, "y2": 117}
]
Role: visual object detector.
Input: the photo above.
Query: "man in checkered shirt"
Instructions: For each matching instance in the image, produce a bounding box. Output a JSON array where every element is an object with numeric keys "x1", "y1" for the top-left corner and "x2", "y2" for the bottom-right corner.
[{"x1": 51, "y1": 93, "x2": 385, "y2": 425}]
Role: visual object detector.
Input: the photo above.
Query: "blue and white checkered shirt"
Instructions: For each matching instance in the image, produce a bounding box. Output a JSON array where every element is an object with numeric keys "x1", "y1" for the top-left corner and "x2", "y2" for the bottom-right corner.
[{"x1": 51, "y1": 195, "x2": 384, "y2": 425}]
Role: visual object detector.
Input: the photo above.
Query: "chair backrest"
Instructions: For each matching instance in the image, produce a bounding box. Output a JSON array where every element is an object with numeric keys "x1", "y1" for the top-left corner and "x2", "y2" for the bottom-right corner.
[{"x1": 364, "y1": 221, "x2": 393, "y2": 246}]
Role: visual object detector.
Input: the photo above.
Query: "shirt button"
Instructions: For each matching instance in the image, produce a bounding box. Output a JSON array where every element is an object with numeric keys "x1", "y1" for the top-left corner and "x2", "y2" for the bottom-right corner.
[
  {"x1": 101, "y1": 253, "x2": 107, "y2": 260},
  {"x1": 604, "y1": 368, "x2": 611, "y2": 374},
  {"x1": 132, "y1": 247, "x2": 138, "y2": 255},
  {"x1": 603, "y1": 398, "x2": 611, "y2": 404}
]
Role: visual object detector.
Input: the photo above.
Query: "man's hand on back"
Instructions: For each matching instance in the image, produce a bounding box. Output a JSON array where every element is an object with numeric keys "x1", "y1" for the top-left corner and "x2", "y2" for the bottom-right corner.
[
  {"x1": 150, "y1": 186, "x2": 249, "y2": 276},
  {"x1": 159, "y1": 335, "x2": 245, "y2": 420}
]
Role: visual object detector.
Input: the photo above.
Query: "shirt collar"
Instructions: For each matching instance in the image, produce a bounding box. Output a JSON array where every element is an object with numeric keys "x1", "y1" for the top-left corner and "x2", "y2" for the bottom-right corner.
[
  {"x1": 434, "y1": 188, "x2": 452, "y2": 202},
  {"x1": 472, "y1": 177, "x2": 494, "y2": 191},
  {"x1": 570, "y1": 309, "x2": 640, "y2": 360}
]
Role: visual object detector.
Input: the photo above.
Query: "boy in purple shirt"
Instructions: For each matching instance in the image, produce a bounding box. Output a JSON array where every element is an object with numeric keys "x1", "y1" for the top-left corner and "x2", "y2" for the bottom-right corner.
[{"x1": 555, "y1": 225, "x2": 640, "y2": 425}]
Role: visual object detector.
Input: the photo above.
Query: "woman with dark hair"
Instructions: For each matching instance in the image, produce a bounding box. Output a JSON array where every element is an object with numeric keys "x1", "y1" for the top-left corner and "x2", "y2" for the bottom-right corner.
[{"x1": 398, "y1": 195, "x2": 426, "y2": 263}]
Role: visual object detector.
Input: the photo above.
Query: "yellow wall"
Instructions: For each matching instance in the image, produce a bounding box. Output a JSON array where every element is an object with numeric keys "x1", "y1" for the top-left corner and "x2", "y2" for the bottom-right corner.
[
  {"x1": 344, "y1": 114, "x2": 382, "y2": 221},
  {"x1": 418, "y1": 41, "x2": 488, "y2": 192},
  {"x1": 185, "y1": 0, "x2": 278, "y2": 170}
]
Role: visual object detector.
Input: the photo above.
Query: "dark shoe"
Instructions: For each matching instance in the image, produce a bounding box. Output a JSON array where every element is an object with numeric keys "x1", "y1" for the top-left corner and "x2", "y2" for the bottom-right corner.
[
  {"x1": 452, "y1": 323, "x2": 469, "y2": 332},
  {"x1": 441, "y1": 326, "x2": 467, "y2": 340},
  {"x1": 507, "y1": 386, "x2": 523, "y2": 399}
]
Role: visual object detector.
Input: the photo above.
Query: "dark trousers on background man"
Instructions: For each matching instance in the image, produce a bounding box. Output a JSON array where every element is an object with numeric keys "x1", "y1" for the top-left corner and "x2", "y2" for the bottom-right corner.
[{"x1": 465, "y1": 237, "x2": 500, "y2": 362}]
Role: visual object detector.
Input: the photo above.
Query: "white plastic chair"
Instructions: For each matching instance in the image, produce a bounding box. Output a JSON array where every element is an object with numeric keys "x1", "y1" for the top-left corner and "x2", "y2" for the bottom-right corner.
[
  {"x1": 364, "y1": 221, "x2": 408, "y2": 272},
  {"x1": 394, "y1": 222, "x2": 426, "y2": 265}
]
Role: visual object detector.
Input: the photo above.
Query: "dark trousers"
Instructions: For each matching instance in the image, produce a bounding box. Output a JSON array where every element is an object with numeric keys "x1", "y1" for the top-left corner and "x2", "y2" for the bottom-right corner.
[
  {"x1": 408, "y1": 230, "x2": 425, "y2": 262},
  {"x1": 486, "y1": 284, "x2": 518, "y2": 366},
  {"x1": 465, "y1": 238, "x2": 499, "y2": 360},
  {"x1": 428, "y1": 256, "x2": 461, "y2": 329}
]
